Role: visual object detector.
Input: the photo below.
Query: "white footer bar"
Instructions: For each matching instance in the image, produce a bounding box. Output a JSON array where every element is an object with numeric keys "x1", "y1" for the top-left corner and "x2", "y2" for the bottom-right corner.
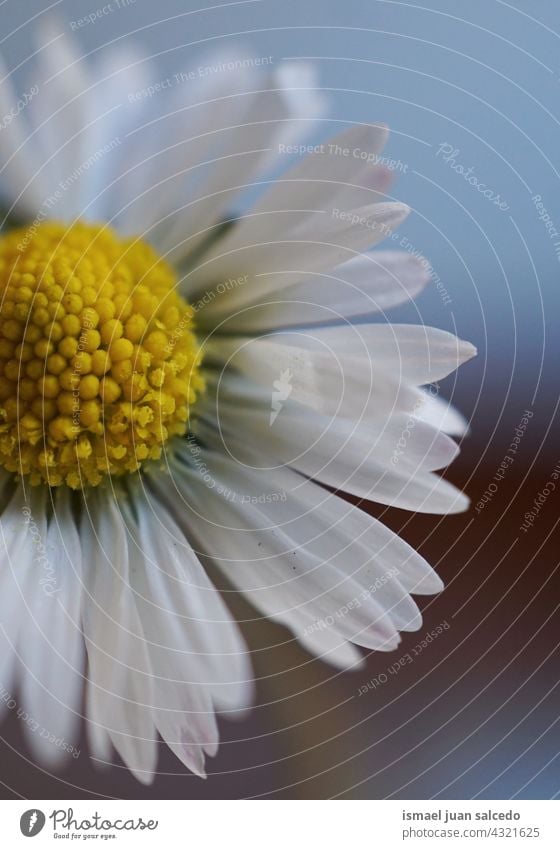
[{"x1": 1, "y1": 799, "x2": 557, "y2": 848}]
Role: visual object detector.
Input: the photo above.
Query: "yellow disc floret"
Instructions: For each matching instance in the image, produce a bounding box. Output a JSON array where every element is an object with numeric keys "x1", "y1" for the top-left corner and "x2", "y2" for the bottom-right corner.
[{"x1": 0, "y1": 221, "x2": 204, "y2": 488}]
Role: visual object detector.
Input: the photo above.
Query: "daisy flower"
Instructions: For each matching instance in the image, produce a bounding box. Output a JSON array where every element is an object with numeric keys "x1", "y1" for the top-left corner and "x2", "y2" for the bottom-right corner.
[{"x1": 0, "y1": 26, "x2": 475, "y2": 782}]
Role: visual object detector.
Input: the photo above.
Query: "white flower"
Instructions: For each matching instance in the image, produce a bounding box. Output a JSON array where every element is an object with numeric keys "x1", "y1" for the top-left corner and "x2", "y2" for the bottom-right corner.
[{"x1": 0, "y1": 25, "x2": 475, "y2": 782}]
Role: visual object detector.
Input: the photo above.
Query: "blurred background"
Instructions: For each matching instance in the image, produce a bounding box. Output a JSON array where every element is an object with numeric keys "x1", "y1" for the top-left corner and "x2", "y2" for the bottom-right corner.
[{"x1": 0, "y1": 0, "x2": 559, "y2": 799}]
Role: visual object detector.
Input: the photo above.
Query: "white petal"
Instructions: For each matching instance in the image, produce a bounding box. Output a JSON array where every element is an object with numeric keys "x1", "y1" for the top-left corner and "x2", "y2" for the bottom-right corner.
[
  {"x1": 81, "y1": 492, "x2": 157, "y2": 784},
  {"x1": 0, "y1": 484, "x2": 40, "y2": 717},
  {"x1": 241, "y1": 123, "x2": 390, "y2": 215},
  {"x1": 83, "y1": 45, "x2": 156, "y2": 221},
  {"x1": 0, "y1": 53, "x2": 47, "y2": 214},
  {"x1": 121, "y1": 507, "x2": 218, "y2": 776},
  {"x1": 260, "y1": 61, "x2": 328, "y2": 166},
  {"x1": 152, "y1": 448, "x2": 447, "y2": 664},
  {"x1": 297, "y1": 627, "x2": 366, "y2": 670},
  {"x1": 174, "y1": 444, "x2": 445, "y2": 598},
  {"x1": 183, "y1": 202, "x2": 409, "y2": 316},
  {"x1": 27, "y1": 21, "x2": 92, "y2": 218},
  {"x1": 204, "y1": 333, "x2": 421, "y2": 421},
  {"x1": 117, "y1": 58, "x2": 323, "y2": 243},
  {"x1": 112, "y1": 46, "x2": 265, "y2": 234},
  {"x1": 154, "y1": 92, "x2": 312, "y2": 262},
  {"x1": 414, "y1": 388, "x2": 470, "y2": 437},
  {"x1": 160, "y1": 473, "x2": 402, "y2": 655},
  {"x1": 153, "y1": 63, "x2": 325, "y2": 262},
  {"x1": 198, "y1": 367, "x2": 469, "y2": 512},
  {"x1": 126, "y1": 491, "x2": 254, "y2": 717},
  {"x1": 181, "y1": 123, "x2": 406, "y2": 306},
  {"x1": 19, "y1": 488, "x2": 84, "y2": 768},
  {"x1": 210, "y1": 251, "x2": 431, "y2": 332},
  {"x1": 282, "y1": 323, "x2": 476, "y2": 384}
]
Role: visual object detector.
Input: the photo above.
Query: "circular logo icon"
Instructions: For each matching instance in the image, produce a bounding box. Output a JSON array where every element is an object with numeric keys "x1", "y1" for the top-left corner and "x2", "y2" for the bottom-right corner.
[{"x1": 20, "y1": 810, "x2": 46, "y2": 837}]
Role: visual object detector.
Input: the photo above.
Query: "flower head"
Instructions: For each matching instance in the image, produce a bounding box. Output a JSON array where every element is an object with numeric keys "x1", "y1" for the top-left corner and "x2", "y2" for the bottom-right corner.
[{"x1": 0, "y1": 25, "x2": 475, "y2": 782}]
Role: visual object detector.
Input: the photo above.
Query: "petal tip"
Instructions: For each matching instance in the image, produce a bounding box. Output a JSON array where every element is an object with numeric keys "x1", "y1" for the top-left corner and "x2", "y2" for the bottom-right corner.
[{"x1": 460, "y1": 340, "x2": 478, "y2": 363}]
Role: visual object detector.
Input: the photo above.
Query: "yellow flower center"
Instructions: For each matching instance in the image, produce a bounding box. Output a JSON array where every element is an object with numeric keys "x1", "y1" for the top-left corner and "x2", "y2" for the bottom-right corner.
[{"x1": 0, "y1": 221, "x2": 203, "y2": 489}]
